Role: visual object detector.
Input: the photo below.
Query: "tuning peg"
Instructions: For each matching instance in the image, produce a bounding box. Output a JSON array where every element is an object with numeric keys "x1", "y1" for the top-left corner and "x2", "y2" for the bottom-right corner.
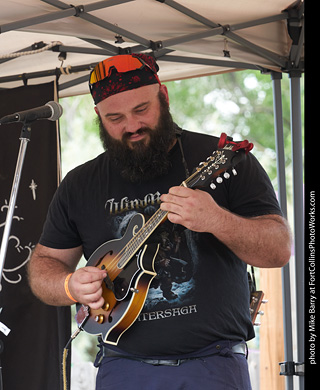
[
  {"x1": 232, "y1": 168, "x2": 237, "y2": 176},
  {"x1": 210, "y1": 182, "x2": 216, "y2": 190},
  {"x1": 261, "y1": 299, "x2": 268, "y2": 304},
  {"x1": 223, "y1": 172, "x2": 230, "y2": 179},
  {"x1": 216, "y1": 177, "x2": 223, "y2": 184},
  {"x1": 254, "y1": 322, "x2": 261, "y2": 326},
  {"x1": 258, "y1": 310, "x2": 264, "y2": 316}
]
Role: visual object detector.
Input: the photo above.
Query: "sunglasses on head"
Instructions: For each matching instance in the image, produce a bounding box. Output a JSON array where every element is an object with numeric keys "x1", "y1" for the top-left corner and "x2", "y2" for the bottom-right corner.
[{"x1": 89, "y1": 55, "x2": 155, "y2": 85}]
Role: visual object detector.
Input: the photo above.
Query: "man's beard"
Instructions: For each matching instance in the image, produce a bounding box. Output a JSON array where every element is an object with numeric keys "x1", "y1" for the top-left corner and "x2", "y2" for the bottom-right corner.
[{"x1": 98, "y1": 91, "x2": 177, "y2": 183}]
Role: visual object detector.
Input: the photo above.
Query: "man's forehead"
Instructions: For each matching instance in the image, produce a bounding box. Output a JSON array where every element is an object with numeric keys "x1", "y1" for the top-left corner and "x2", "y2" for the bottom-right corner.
[{"x1": 97, "y1": 84, "x2": 160, "y2": 112}]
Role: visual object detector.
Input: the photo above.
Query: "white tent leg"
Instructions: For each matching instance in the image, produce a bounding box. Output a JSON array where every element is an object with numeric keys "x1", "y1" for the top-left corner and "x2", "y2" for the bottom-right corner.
[
  {"x1": 271, "y1": 71, "x2": 294, "y2": 390},
  {"x1": 290, "y1": 71, "x2": 304, "y2": 389}
]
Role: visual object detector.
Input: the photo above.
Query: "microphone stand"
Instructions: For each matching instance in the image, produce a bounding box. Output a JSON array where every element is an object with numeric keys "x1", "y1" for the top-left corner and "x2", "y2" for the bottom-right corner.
[
  {"x1": 0, "y1": 122, "x2": 32, "y2": 282},
  {"x1": 0, "y1": 121, "x2": 32, "y2": 390}
]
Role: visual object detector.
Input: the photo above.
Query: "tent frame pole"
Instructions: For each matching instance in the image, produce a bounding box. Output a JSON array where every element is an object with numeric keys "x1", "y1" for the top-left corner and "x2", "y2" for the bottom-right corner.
[
  {"x1": 271, "y1": 71, "x2": 293, "y2": 390},
  {"x1": 289, "y1": 71, "x2": 304, "y2": 389}
]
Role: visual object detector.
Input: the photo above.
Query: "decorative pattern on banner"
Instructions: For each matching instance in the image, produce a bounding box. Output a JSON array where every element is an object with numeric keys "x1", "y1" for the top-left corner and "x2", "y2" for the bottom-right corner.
[{"x1": 0, "y1": 82, "x2": 70, "y2": 390}]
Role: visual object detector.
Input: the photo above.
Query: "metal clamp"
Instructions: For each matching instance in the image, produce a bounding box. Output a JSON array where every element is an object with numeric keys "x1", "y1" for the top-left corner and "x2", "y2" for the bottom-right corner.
[{"x1": 279, "y1": 361, "x2": 304, "y2": 376}]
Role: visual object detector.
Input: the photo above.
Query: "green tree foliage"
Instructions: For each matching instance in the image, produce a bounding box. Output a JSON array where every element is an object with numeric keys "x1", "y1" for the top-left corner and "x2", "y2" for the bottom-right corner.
[
  {"x1": 165, "y1": 70, "x2": 304, "y2": 188},
  {"x1": 59, "y1": 94, "x2": 103, "y2": 176}
]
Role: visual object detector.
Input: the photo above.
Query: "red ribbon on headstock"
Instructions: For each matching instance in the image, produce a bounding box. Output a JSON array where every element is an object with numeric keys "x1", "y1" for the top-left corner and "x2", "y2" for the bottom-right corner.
[{"x1": 218, "y1": 133, "x2": 254, "y2": 154}]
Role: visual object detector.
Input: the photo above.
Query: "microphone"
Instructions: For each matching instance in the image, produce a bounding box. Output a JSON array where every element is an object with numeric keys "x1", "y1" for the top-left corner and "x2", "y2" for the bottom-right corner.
[{"x1": 0, "y1": 101, "x2": 63, "y2": 124}]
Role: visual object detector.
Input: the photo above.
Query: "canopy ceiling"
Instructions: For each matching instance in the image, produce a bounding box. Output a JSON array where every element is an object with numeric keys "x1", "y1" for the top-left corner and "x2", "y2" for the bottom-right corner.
[{"x1": 0, "y1": 0, "x2": 304, "y2": 98}]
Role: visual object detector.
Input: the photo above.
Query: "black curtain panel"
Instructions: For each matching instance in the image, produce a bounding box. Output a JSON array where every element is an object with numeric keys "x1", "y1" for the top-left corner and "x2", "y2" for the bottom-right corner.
[{"x1": 0, "y1": 82, "x2": 71, "y2": 390}]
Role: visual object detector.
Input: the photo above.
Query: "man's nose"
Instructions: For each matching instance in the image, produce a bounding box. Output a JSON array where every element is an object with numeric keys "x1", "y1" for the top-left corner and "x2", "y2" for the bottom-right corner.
[{"x1": 125, "y1": 115, "x2": 141, "y2": 134}]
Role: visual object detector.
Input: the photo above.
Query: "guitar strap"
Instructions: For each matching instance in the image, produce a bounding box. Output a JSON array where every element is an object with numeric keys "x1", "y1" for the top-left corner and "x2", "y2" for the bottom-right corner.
[
  {"x1": 248, "y1": 266, "x2": 257, "y2": 294},
  {"x1": 174, "y1": 123, "x2": 190, "y2": 178}
]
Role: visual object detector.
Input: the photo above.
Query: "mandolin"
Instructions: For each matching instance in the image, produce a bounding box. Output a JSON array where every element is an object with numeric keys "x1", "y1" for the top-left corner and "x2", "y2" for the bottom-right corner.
[{"x1": 250, "y1": 290, "x2": 267, "y2": 326}]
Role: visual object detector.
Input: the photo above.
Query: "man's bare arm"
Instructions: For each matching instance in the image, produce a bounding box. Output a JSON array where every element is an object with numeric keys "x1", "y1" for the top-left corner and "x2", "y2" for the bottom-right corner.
[
  {"x1": 207, "y1": 212, "x2": 292, "y2": 268},
  {"x1": 28, "y1": 244, "x2": 106, "y2": 308},
  {"x1": 160, "y1": 187, "x2": 292, "y2": 268}
]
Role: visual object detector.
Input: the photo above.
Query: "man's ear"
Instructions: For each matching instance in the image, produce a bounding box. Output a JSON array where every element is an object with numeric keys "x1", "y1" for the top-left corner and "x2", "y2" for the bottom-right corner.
[
  {"x1": 94, "y1": 106, "x2": 99, "y2": 115},
  {"x1": 159, "y1": 84, "x2": 169, "y2": 105}
]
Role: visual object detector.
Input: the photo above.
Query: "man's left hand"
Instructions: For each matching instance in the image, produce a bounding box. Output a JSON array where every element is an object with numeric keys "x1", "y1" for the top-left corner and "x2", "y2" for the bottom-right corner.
[{"x1": 160, "y1": 186, "x2": 217, "y2": 232}]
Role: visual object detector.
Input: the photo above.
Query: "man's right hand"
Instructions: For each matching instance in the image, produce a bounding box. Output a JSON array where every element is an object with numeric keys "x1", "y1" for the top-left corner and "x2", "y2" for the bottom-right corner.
[{"x1": 68, "y1": 267, "x2": 107, "y2": 309}]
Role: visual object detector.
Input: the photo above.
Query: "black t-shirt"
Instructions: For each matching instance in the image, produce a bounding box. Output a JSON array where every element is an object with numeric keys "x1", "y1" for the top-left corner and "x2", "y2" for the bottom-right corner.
[{"x1": 40, "y1": 130, "x2": 282, "y2": 356}]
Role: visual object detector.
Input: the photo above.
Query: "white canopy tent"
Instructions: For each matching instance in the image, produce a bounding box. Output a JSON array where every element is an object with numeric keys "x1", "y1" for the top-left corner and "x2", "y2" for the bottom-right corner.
[
  {"x1": 0, "y1": 1, "x2": 305, "y2": 388},
  {"x1": 0, "y1": 0, "x2": 304, "y2": 96}
]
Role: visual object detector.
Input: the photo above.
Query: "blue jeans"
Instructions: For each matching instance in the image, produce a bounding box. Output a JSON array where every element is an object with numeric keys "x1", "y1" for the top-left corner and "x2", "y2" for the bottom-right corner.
[{"x1": 95, "y1": 341, "x2": 252, "y2": 390}]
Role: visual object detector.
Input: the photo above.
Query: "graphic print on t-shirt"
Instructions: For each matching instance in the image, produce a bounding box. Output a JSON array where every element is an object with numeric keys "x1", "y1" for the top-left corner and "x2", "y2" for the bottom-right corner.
[{"x1": 105, "y1": 192, "x2": 199, "y2": 314}]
